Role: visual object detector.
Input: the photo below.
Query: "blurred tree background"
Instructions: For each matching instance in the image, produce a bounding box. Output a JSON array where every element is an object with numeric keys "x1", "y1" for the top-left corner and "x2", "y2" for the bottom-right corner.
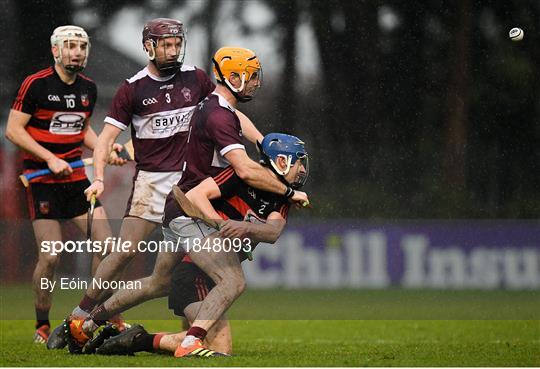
[{"x1": 0, "y1": 0, "x2": 538, "y2": 219}]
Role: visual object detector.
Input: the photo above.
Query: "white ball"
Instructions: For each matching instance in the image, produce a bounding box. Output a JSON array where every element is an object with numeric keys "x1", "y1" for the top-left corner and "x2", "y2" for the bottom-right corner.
[{"x1": 509, "y1": 27, "x2": 524, "y2": 41}]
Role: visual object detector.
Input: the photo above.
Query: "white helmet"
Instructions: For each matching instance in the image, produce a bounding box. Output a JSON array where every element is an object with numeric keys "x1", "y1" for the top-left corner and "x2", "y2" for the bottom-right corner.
[{"x1": 50, "y1": 25, "x2": 90, "y2": 73}]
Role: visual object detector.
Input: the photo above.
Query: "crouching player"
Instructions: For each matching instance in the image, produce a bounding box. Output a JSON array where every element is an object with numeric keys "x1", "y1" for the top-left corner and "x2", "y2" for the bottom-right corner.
[{"x1": 93, "y1": 132, "x2": 309, "y2": 357}]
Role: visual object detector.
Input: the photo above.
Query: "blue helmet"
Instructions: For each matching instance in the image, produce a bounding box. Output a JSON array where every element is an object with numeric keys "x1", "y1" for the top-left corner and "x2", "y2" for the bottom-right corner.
[{"x1": 259, "y1": 133, "x2": 309, "y2": 188}]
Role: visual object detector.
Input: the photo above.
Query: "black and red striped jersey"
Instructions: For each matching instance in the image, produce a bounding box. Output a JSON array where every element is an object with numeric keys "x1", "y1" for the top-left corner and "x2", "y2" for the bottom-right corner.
[
  {"x1": 210, "y1": 166, "x2": 289, "y2": 222},
  {"x1": 163, "y1": 165, "x2": 289, "y2": 227},
  {"x1": 11, "y1": 66, "x2": 97, "y2": 184},
  {"x1": 176, "y1": 166, "x2": 290, "y2": 264}
]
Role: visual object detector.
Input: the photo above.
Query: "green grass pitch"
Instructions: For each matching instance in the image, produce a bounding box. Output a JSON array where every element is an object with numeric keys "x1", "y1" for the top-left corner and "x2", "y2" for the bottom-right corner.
[{"x1": 0, "y1": 285, "x2": 538, "y2": 366}]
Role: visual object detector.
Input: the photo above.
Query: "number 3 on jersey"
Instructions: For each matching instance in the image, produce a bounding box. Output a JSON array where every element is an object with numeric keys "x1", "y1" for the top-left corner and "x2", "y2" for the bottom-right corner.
[{"x1": 165, "y1": 93, "x2": 171, "y2": 104}]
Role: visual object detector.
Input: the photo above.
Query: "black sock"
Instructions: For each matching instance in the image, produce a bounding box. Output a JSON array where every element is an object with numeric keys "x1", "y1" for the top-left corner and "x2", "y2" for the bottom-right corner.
[
  {"x1": 36, "y1": 320, "x2": 50, "y2": 329},
  {"x1": 35, "y1": 308, "x2": 49, "y2": 328},
  {"x1": 131, "y1": 332, "x2": 156, "y2": 353}
]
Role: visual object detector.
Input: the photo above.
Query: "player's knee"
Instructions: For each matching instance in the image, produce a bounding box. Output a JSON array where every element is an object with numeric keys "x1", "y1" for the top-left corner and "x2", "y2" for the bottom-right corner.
[
  {"x1": 149, "y1": 274, "x2": 171, "y2": 296},
  {"x1": 108, "y1": 249, "x2": 136, "y2": 264},
  {"x1": 37, "y1": 253, "x2": 60, "y2": 270},
  {"x1": 226, "y1": 273, "x2": 246, "y2": 297},
  {"x1": 236, "y1": 277, "x2": 247, "y2": 296}
]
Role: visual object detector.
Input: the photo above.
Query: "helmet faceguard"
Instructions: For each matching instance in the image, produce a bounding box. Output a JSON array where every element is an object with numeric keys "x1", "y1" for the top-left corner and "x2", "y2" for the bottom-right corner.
[
  {"x1": 259, "y1": 133, "x2": 309, "y2": 189},
  {"x1": 50, "y1": 25, "x2": 90, "y2": 73},
  {"x1": 212, "y1": 47, "x2": 262, "y2": 103},
  {"x1": 142, "y1": 18, "x2": 186, "y2": 76}
]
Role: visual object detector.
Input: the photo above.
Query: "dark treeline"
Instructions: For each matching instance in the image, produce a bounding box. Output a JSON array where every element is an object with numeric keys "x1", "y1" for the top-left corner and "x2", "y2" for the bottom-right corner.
[
  {"x1": 250, "y1": 0, "x2": 540, "y2": 218},
  {"x1": 2, "y1": 0, "x2": 539, "y2": 219}
]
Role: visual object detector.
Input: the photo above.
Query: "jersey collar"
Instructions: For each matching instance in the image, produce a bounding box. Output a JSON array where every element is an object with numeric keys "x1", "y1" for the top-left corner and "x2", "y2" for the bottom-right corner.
[
  {"x1": 145, "y1": 66, "x2": 176, "y2": 82},
  {"x1": 52, "y1": 64, "x2": 79, "y2": 85},
  {"x1": 212, "y1": 91, "x2": 235, "y2": 112}
]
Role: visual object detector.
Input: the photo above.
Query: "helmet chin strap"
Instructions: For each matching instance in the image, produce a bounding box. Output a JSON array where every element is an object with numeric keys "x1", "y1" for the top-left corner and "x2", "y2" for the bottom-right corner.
[
  {"x1": 63, "y1": 64, "x2": 84, "y2": 73},
  {"x1": 270, "y1": 155, "x2": 293, "y2": 176},
  {"x1": 223, "y1": 75, "x2": 253, "y2": 103},
  {"x1": 145, "y1": 41, "x2": 181, "y2": 77},
  {"x1": 267, "y1": 155, "x2": 295, "y2": 188},
  {"x1": 212, "y1": 58, "x2": 253, "y2": 103},
  {"x1": 151, "y1": 59, "x2": 181, "y2": 76},
  {"x1": 145, "y1": 42, "x2": 156, "y2": 61}
]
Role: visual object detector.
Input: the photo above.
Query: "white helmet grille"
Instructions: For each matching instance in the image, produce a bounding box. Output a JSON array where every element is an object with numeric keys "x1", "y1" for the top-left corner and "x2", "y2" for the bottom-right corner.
[{"x1": 50, "y1": 25, "x2": 90, "y2": 71}]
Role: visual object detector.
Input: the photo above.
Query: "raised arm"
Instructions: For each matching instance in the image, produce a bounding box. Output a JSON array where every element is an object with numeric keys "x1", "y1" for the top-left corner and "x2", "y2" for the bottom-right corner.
[
  {"x1": 235, "y1": 109, "x2": 263, "y2": 144},
  {"x1": 224, "y1": 148, "x2": 308, "y2": 205}
]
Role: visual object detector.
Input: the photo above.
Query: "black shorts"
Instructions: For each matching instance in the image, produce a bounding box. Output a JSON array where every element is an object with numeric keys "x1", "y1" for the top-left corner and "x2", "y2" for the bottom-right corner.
[
  {"x1": 168, "y1": 260, "x2": 215, "y2": 317},
  {"x1": 26, "y1": 179, "x2": 101, "y2": 220}
]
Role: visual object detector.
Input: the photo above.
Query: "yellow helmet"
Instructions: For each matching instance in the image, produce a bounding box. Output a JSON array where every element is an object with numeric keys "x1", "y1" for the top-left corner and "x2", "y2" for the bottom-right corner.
[{"x1": 212, "y1": 46, "x2": 262, "y2": 102}]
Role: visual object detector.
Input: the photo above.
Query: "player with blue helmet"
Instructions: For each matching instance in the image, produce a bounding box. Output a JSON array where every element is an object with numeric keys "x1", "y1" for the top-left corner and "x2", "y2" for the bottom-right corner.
[{"x1": 92, "y1": 133, "x2": 309, "y2": 357}]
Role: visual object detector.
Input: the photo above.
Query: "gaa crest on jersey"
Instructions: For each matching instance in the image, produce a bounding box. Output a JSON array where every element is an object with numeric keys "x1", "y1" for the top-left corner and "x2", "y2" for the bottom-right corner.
[
  {"x1": 39, "y1": 201, "x2": 50, "y2": 214},
  {"x1": 81, "y1": 94, "x2": 89, "y2": 107},
  {"x1": 181, "y1": 87, "x2": 192, "y2": 102}
]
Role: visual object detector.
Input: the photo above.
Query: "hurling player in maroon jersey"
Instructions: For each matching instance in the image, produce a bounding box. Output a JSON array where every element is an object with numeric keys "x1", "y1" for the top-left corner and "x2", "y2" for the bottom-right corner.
[
  {"x1": 59, "y1": 20, "x2": 265, "y2": 351},
  {"x1": 63, "y1": 46, "x2": 308, "y2": 354},
  {"x1": 87, "y1": 133, "x2": 308, "y2": 357},
  {"x1": 5, "y1": 25, "x2": 124, "y2": 344}
]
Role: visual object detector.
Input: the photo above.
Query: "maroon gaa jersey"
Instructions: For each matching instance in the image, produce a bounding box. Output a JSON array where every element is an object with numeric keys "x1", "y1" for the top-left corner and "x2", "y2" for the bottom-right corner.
[
  {"x1": 163, "y1": 92, "x2": 245, "y2": 224},
  {"x1": 104, "y1": 65, "x2": 215, "y2": 171},
  {"x1": 11, "y1": 66, "x2": 97, "y2": 184}
]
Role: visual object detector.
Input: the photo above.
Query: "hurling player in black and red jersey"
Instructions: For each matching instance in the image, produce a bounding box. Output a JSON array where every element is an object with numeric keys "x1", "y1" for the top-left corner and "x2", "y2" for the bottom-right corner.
[
  {"x1": 5, "y1": 25, "x2": 124, "y2": 344},
  {"x1": 93, "y1": 133, "x2": 309, "y2": 357},
  {"x1": 170, "y1": 133, "x2": 308, "y2": 357}
]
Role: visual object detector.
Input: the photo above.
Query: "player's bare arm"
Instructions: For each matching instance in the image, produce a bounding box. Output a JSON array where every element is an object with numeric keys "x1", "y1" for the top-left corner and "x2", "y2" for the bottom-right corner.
[
  {"x1": 185, "y1": 176, "x2": 286, "y2": 242},
  {"x1": 184, "y1": 177, "x2": 226, "y2": 225},
  {"x1": 224, "y1": 148, "x2": 309, "y2": 204},
  {"x1": 5, "y1": 109, "x2": 72, "y2": 176},
  {"x1": 235, "y1": 110, "x2": 263, "y2": 144},
  {"x1": 83, "y1": 124, "x2": 126, "y2": 167},
  {"x1": 220, "y1": 212, "x2": 286, "y2": 243},
  {"x1": 85, "y1": 124, "x2": 122, "y2": 200}
]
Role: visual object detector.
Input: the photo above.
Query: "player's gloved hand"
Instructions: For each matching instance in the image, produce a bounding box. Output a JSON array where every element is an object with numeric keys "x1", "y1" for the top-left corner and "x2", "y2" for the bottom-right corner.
[
  {"x1": 290, "y1": 190, "x2": 310, "y2": 208},
  {"x1": 108, "y1": 143, "x2": 128, "y2": 166},
  {"x1": 47, "y1": 156, "x2": 73, "y2": 177},
  {"x1": 219, "y1": 220, "x2": 251, "y2": 240},
  {"x1": 84, "y1": 180, "x2": 104, "y2": 201}
]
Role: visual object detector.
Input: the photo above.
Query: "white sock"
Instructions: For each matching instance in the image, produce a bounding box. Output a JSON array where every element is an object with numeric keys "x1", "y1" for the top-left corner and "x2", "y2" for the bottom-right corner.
[
  {"x1": 181, "y1": 335, "x2": 197, "y2": 348},
  {"x1": 81, "y1": 319, "x2": 98, "y2": 334},
  {"x1": 71, "y1": 306, "x2": 90, "y2": 319}
]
